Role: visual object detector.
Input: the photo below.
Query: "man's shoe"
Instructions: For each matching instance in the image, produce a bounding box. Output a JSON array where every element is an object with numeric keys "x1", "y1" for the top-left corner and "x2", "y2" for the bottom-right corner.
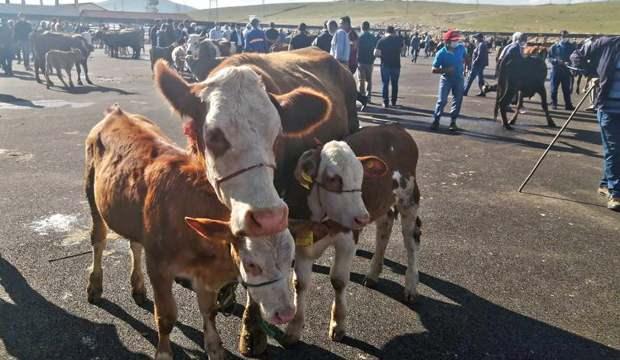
[
  {"x1": 552, "y1": 104, "x2": 558, "y2": 110},
  {"x1": 598, "y1": 187, "x2": 610, "y2": 197},
  {"x1": 608, "y1": 197, "x2": 620, "y2": 211},
  {"x1": 475, "y1": 92, "x2": 486, "y2": 97},
  {"x1": 448, "y1": 121, "x2": 459, "y2": 132},
  {"x1": 430, "y1": 120, "x2": 439, "y2": 130},
  {"x1": 565, "y1": 105, "x2": 575, "y2": 111},
  {"x1": 382, "y1": 102, "x2": 389, "y2": 109}
]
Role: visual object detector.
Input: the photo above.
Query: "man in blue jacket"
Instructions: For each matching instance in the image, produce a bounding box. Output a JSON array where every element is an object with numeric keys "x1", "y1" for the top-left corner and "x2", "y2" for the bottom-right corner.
[
  {"x1": 549, "y1": 30, "x2": 576, "y2": 110},
  {"x1": 571, "y1": 36, "x2": 620, "y2": 211},
  {"x1": 244, "y1": 17, "x2": 268, "y2": 53},
  {"x1": 464, "y1": 33, "x2": 488, "y2": 97},
  {"x1": 430, "y1": 30, "x2": 466, "y2": 131}
]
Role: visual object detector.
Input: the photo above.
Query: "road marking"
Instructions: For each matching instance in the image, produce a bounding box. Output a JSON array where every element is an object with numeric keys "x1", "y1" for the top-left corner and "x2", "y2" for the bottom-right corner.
[{"x1": 30, "y1": 214, "x2": 78, "y2": 236}]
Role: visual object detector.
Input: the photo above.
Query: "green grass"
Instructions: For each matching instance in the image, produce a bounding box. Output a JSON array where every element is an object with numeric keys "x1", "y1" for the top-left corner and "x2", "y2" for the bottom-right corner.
[{"x1": 190, "y1": 0, "x2": 620, "y2": 34}]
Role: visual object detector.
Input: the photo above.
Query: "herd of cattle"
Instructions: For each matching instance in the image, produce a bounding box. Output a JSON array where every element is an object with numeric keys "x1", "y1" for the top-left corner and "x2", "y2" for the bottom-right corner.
[{"x1": 84, "y1": 47, "x2": 421, "y2": 359}]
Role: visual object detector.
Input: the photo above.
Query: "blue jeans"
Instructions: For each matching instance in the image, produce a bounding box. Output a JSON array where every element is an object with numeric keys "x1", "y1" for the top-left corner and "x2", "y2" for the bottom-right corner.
[
  {"x1": 598, "y1": 109, "x2": 620, "y2": 198},
  {"x1": 433, "y1": 75, "x2": 464, "y2": 122},
  {"x1": 550, "y1": 67, "x2": 573, "y2": 108},
  {"x1": 381, "y1": 65, "x2": 400, "y2": 105},
  {"x1": 464, "y1": 65, "x2": 485, "y2": 95}
]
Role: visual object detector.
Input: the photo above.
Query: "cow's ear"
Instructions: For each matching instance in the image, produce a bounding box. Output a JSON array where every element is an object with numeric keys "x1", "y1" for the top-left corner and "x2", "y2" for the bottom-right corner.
[
  {"x1": 294, "y1": 148, "x2": 321, "y2": 189},
  {"x1": 155, "y1": 59, "x2": 206, "y2": 121},
  {"x1": 358, "y1": 156, "x2": 389, "y2": 178},
  {"x1": 185, "y1": 217, "x2": 234, "y2": 242},
  {"x1": 269, "y1": 87, "x2": 332, "y2": 137}
]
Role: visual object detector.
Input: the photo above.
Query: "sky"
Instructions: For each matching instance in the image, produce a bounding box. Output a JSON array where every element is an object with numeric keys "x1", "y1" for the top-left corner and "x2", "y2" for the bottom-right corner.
[{"x1": 17, "y1": 0, "x2": 610, "y2": 10}]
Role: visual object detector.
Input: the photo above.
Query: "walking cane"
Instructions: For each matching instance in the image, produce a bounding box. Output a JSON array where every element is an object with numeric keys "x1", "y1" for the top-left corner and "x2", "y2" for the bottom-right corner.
[{"x1": 517, "y1": 84, "x2": 596, "y2": 193}]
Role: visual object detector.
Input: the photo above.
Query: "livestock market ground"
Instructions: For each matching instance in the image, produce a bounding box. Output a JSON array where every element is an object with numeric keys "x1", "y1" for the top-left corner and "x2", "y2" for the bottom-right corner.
[{"x1": 1, "y1": 48, "x2": 619, "y2": 360}]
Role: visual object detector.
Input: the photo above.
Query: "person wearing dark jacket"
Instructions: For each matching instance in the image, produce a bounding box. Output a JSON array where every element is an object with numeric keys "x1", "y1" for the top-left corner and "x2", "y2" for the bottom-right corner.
[
  {"x1": 549, "y1": 30, "x2": 576, "y2": 110},
  {"x1": 0, "y1": 18, "x2": 13, "y2": 76},
  {"x1": 464, "y1": 33, "x2": 488, "y2": 96},
  {"x1": 13, "y1": 14, "x2": 32, "y2": 70},
  {"x1": 289, "y1": 23, "x2": 312, "y2": 50},
  {"x1": 357, "y1": 21, "x2": 376, "y2": 104},
  {"x1": 571, "y1": 36, "x2": 620, "y2": 210},
  {"x1": 314, "y1": 20, "x2": 337, "y2": 53},
  {"x1": 374, "y1": 25, "x2": 402, "y2": 108}
]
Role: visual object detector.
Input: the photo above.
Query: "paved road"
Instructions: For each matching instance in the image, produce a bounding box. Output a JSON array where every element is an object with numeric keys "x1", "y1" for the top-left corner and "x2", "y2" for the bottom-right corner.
[{"x1": 0, "y1": 49, "x2": 618, "y2": 360}]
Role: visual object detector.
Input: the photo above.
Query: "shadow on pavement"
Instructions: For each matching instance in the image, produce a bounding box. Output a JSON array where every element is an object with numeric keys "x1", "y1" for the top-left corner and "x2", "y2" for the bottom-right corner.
[
  {"x1": 46, "y1": 84, "x2": 137, "y2": 96},
  {"x1": 0, "y1": 94, "x2": 44, "y2": 109},
  {"x1": 315, "y1": 256, "x2": 617, "y2": 360},
  {"x1": 0, "y1": 256, "x2": 149, "y2": 359}
]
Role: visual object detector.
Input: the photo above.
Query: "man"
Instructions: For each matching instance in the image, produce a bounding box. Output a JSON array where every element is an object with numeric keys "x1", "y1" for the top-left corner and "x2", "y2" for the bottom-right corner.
[
  {"x1": 498, "y1": 32, "x2": 526, "y2": 64},
  {"x1": 13, "y1": 14, "x2": 32, "y2": 71},
  {"x1": 289, "y1": 23, "x2": 312, "y2": 50},
  {"x1": 424, "y1": 32, "x2": 432, "y2": 57},
  {"x1": 209, "y1": 24, "x2": 224, "y2": 41},
  {"x1": 374, "y1": 25, "x2": 402, "y2": 108},
  {"x1": 244, "y1": 16, "x2": 267, "y2": 53},
  {"x1": 410, "y1": 32, "x2": 420, "y2": 63},
  {"x1": 265, "y1": 22, "x2": 279, "y2": 48},
  {"x1": 357, "y1": 21, "x2": 377, "y2": 104},
  {"x1": 330, "y1": 16, "x2": 350, "y2": 66},
  {"x1": 549, "y1": 30, "x2": 576, "y2": 110},
  {"x1": 571, "y1": 36, "x2": 620, "y2": 210},
  {"x1": 149, "y1": 20, "x2": 160, "y2": 46},
  {"x1": 464, "y1": 33, "x2": 488, "y2": 97},
  {"x1": 0, "y1": 18, "x2": 13, "y2": 76},
  {"x1": 313, "y1": 20, "x2": 336, "y2": 53},
  {"x1": 430, "y1": 30, "x2": 466, "y2": 131},
  {"x1": 343, "y1": 16, "x2": 359, "y2": 74}
]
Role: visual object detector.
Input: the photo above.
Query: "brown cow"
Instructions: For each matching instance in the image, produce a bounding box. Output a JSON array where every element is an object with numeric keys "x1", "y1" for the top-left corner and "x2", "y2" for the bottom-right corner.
[
  {"x1": 84, "y1": 106, "x2": 295, "y2": 360},
  {"x1": 280, "y1": 125, "x2": 422, "y2": 344},
  {"x1": 155, "y1": 47, "x2": 359, "y2": 238}
]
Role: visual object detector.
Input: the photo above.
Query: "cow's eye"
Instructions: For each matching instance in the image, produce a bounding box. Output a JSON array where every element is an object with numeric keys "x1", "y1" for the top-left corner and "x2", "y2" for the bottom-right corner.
[
  {"x1": 205, "y1": 127, "x2": 230, "y2": 157},
  {"x1": 325, "y1": 174, "x2": 343, "y2": 192},
  {"x1": 245, "y1": 262, "x2": 263, "y2": 276}
]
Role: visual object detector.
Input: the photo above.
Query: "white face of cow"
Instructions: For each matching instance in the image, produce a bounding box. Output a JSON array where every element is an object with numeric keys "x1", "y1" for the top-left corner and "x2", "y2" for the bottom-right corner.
[
  {"x1": 299, "y1": 141, "x2": 388, "y2": 230},
  {"x1": 155, "y1": 60, "x2": 333, "y2": 238},
  {"x1": 185, "y1": 218, "x2": 295, "y2": 325},
  {"x1": 187, "y1": 34, "x2": 201, "y2": 59},
  {"x1": 199, "y1": 66, "x2": 288, "y2": 237},
  {"x1": 235, "y1": 231, "x2": 295, "y2": 324}
]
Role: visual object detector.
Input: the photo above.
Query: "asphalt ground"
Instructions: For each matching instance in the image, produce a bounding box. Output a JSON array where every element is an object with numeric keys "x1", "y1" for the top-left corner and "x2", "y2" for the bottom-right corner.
[{"x1": 0, "y1": 48, "x2": 618, "y2": 360}]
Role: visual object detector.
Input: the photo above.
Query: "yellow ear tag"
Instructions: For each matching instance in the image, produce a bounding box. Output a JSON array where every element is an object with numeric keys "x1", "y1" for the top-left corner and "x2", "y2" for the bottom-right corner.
[
  {"x1": 300, "y1": 171, "x2": 313, "y2": 190},
  {"x1": 295, "y1": 230, "x2": 314, "y2": 247}
]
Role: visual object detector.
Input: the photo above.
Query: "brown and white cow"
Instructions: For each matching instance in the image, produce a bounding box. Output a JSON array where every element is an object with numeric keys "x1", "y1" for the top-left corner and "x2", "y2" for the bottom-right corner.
[
  {"x1": 84, "y1": 106, "x2": 295, "y2": 360},
  {"x1": 281, "y1": 125, "x2": 422, "y2": 344},
  {"x1": 155, "y1": 47, "x2": 359, "y2": 239}
]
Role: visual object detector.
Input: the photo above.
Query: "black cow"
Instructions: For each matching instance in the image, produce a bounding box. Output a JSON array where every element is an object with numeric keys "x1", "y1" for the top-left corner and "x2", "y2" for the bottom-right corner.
[
  {"x1": 96, "y1": 29, "x2": 144, "y2": 59},
  {"x1": 149, "y1": 44, "x2": 175, "y2": 71},
  {"x1": 492, "y1": 56, "x2": 555, "y2": 129}
]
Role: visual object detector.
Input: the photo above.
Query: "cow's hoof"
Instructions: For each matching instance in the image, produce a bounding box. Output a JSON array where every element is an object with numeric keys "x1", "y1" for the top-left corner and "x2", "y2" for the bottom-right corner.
[
  {"x1": 363, "y1": 276, "x2": 378, "y2": 288},
  {"x1": 239, "y1": 327, "x2": 267, "y2": 357},
  {"x1": 154, "y1": 352, "x2": 173, "y2": 360},
  {"x1": 87, "y1": 285, "x2": 102, "y2": 304},
  {"x1": 403, "y1": 288, "x2": 417, "y2": 304},
  {"x1": 206, "y1": 347, "x2": 227, "y2": 360},
  {"x1": 329, "y1": 326, "x2": 346, "y2": 342},
  {"x1": 279, "y1": 332, "x2": 301, "y2": 347},
  {"x1": 87, "y1": 80, "x2": 93, "y2": 85},
  {"x1": 503, "y1": 124, "x2": 513, "y2": 130},
  {"x1": 131, "y1": 289, "x2": 147, "y2": 306},
  {"x1": 548, "y1": 122, "x2": 557, "y2": 128}
]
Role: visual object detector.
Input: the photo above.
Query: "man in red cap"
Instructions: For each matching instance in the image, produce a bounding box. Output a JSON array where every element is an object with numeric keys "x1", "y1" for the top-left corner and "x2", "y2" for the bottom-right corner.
[{"x1": 430, "y1": 30, "x2": 467, "y2": 131}]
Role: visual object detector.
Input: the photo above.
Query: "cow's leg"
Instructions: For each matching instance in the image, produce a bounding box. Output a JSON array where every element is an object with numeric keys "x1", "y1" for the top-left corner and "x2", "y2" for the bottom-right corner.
[
  {"x1": 147, "y1": 262, "x2": 177, "y2": 360},
  {"x1": 364, "y1": 211, "x2": 395, "y2": 288},
  {"x1": 282, "y1": 252, "x2": 314, "y2": 345},
  {"x1": 329, "y1": 233, "x2": 356, "y2": 341},
  {"x1": 509, "y1": 92, "x2": 523, "y2": 125},
  {"x1": 86, "y1": 216, "x2": 108, "y2": 304},
  {"x1": 44, "y1": 65, "x2": 53, "y2": 88},
  {"x1": 76, "y1": 62, "x2": 83, "y2": 86},
  {"x1": 539, "y1": 86, "x2": 556, "y2": 127},
  {"x1": 239, "y1": 296, "x2": 267, "y2": 357},
  {"x1": 81, "y1": 59, "x2": 92, "y2": 85},
  {"x1": 35, "y1": 57, "x2": 42, "y2": 83},
  {"x1": 500, "y1": 89, "x2": 514, "y2": 129},
  {"x1": 129, "y1": 241, "x2": 147, "y2": 305},
  {"x1": 56, "y1": 68, "x2": 68, "y2": 88},
  {"x1": 66, "y1": 68, "x2": 74, "y2": 88},
  {"x1": 397, "y1": 200, "x2": 421, "y2": 303},
  {"x1": 195, "y1": 285, "x2": 226, "y2": 360}
]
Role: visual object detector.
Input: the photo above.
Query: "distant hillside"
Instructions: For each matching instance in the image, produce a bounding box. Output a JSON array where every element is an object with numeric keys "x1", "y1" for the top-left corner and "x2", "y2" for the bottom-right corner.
[
  {"x1": 99, "y1": 0, "x2": 194, "y2": 13},
  {"x1": 191, "y1": 0, "x2": 620, "y2": 34}
]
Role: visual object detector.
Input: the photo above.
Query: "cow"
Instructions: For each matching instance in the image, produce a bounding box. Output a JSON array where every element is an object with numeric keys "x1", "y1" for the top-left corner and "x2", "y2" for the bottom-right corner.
[
  {"x1": 31, "y1": 31, "x2": 94, "y2": 86},
  {"x1": 44, "y1": 48, "x2": 82, "y2": 88},
  {"x1": 492, "y1": 56, "x2": 555, "y2": 129},
  {"x1": 154, "y1": 47, "x2": 359, "y2": 238},
  {"x1": 185, "y1": 38, "x2": 224, "y2": 81},
  {"x1": 96, "y1": 28, "x2": 144, "y2": 59},
  {"x1": 277, "y1": 125, "x2": 422, "y2": 345},
  {"x1": 149, "y1": 44, "x2": 175, "y2": 71},
  {"x1": 84, "y1": 106, "x2": 295, "y2": 360}
]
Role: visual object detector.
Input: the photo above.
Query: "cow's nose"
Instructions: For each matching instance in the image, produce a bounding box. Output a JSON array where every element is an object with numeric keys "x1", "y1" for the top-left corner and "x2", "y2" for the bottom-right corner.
[
  {"x1": 354, "y1": 213, "x2": 370, "y2": 228},
  {"x1": 245, "y1": 207, "x2": 289, "y2": 236},
  {"x1": 271, "y1": 306, "x2": 295, "y2": 324}
]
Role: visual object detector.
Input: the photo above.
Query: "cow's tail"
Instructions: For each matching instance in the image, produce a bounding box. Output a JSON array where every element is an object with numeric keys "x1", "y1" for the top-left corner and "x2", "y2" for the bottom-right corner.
[{"x1": 84, "y1": 126, "x2": 107, "y2": 247}]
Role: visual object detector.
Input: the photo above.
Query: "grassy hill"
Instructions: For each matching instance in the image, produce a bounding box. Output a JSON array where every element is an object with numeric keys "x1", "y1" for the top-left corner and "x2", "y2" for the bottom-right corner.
[{"x1": 191, "y1": 0, "x2": 620, "y2": 34}]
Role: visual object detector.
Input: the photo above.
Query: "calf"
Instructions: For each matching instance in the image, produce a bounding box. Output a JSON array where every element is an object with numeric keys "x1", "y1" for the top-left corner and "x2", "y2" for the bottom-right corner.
[
  {"x1": 171, "y1": 44, "x2": 187, "y2": 71},
  {"x1": 281, "y1": 125, "x2": 422, "y2": 345},
  {"x1": 45, "y1": 48, "x2": 82, "y2": 88},
  {"x1": 494, "y1": 56, "x2": 555, "y2": 129},
  {"x1": 149, "y1": 44, "x2": 175, "y2": 71},
  {"x1": 85, "y1": 106, "x2": 295, "y2": 360}
]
